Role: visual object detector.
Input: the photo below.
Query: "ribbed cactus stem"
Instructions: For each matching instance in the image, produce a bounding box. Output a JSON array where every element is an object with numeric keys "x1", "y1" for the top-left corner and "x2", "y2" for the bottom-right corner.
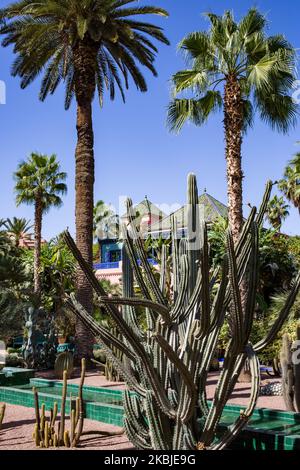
[{"x1": 59, "y1": 370, "x2": 67, "y2": 444}]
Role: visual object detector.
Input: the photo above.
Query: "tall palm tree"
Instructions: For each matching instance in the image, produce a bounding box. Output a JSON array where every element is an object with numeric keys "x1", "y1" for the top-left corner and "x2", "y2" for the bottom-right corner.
[
  {"x1": 168, "y1": 9, "x2": 297, "y2": 243},
  {"x1": 278, "y1": 153, "x2": 300, "y2": 213},
  {"x1": 0, "y1": 0, "x2": 169, "y2": 359},
  {"x1": 14, "y1": 153, "x2": 67, "y2": 298},
  {"x1": 266, "y1": 195, "x2": 290, "y2": 231},
  {"x1": 4, "y1": 217, "x2": 32, "y2": 247}
]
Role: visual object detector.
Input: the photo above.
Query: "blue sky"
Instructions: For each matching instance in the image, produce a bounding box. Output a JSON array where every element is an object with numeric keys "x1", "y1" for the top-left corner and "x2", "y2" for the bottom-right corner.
[{"x1": 0, "y1": 0, "x2": 300, "y2": 240}]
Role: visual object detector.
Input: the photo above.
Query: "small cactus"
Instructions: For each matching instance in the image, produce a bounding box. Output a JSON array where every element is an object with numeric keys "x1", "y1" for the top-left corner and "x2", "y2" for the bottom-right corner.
[
  {"x1": 54, "y1": 351, "x2": 74, "y2": 379},
  {"x1": 32, "y1": 359, "x2": 86, "y2": 448}
]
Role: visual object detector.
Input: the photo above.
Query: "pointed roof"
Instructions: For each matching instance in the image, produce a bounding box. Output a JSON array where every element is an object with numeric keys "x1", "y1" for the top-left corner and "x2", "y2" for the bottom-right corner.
[
  {"x1": 121, "y1": 197, "x2": 166, "y2": 229},
  {"x1": 148, "y1": 193, "x2": 228, "y2": 237}
]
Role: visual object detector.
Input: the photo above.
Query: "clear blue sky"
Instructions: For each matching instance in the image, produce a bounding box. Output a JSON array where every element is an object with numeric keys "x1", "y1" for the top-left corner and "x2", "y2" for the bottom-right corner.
[{"x1": 0, "y1": 0, "x2": 299, "y2": 240}]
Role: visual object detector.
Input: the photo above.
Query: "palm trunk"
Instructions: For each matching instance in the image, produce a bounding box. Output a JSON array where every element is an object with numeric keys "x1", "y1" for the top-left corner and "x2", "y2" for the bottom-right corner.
[
  {"x1": 224, "y1": 75, "x2": 244, "y2": 244},
  {"x1": 73, "y1": 38, "x2": 98, "y2": 361},
  {"x1": 224, "y1": 75, "x2": 250, "y2": 382},
  {"x1": 34, "y1": 197, "x2": 42, "y2": 299}
]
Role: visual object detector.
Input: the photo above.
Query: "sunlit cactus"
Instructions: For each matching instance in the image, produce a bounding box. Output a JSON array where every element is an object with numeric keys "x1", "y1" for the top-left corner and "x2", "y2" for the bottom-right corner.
[{"x1": 64, "y1": 174, "x2": 300, "y2": 450}]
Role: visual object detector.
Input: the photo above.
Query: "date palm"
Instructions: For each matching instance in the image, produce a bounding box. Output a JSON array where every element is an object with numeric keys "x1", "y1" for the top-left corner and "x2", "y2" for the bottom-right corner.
[
  {"x1": 0, "y1": 0, "x2": 169, "y2": 359},
  {"x1": 168, "y1": 8, "x2": 297, "y2": 243},
  {"x1": 4, "y1": 217, "x2": 32, "y2": 247},
  {"x1": 266, "y1": 195, "x2": 290, "y2": 231},
  {"x1": 278, "y1": 153, "x2": 300, "y2": 213},
  {"x1": 14, "y1": 153, "x2": 67, "y2": 299}
]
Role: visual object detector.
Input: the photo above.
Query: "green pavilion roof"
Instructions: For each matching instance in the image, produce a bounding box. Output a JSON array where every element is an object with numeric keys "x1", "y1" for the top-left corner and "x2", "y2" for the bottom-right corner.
[{"x1": 148, "y1": 192, "x2": 228, "y2": 236}]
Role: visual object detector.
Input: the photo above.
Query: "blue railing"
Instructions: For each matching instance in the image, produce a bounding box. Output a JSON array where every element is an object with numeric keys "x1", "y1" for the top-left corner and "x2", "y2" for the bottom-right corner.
[
  {"x1": 94, "y1": 259, "x2": 158, "y2": 270},
  {"x1": 94, "y1": 262, "x2": 120, "y2": 270}
]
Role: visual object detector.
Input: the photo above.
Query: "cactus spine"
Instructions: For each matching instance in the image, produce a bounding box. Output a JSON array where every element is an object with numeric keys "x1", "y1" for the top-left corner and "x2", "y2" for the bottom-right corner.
[
  {"x1": 32, "y1": 359, "x2": 86, "y2": 448},
  {"x1": 64, "y1": 174, "x2": 300, "y2": 450}
]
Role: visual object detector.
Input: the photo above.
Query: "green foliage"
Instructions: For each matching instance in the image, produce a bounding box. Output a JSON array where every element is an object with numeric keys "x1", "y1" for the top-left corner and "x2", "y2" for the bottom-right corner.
[
  {"x1": 0, "y1": 231, "x2": 29, "y2": 341},
  {"x1": 209, "y1": 220, "x2": 297, "y2": 304},
  {"x1": 278, "y1": 153, "x2": 300, "y2": 213},
  {"x1": 168, "y1": 8, "x2": 297, "y2": 134},
  {"x1": 3, "y1": 217, "x2": 32, "y2": 246},
  {"x1": 14, "y1": 153, "x2": 67, "y2": 213},
  {"x1": 265, "y1": 195, "x2": 290, "y2": 231},
  {"x1": 0, "y1": 0, "x2": 169, "y2": 109},
  {"x1": 21, "y1": 236, "x2": 76, "y2": 337}
]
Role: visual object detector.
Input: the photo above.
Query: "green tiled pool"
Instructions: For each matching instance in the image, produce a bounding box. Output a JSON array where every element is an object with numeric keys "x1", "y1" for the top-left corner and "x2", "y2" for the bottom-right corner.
[
  {"x1": 18, "y1": 382, "x2": 123, "y2": 406},
  {"x1": 0, "y1": 378, "x2": 124, "y2": 426},
  {"x1": 1, "y1": 376, "x2": 300, "y2": 449}
]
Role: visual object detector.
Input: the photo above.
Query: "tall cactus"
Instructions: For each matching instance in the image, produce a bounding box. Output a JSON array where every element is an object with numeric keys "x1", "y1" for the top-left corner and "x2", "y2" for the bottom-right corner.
[
  {"x1": 280, "y1": 326, "x2": 300, "y2": 412},
  {"x1": 64, "y1": 174, "x2": 300, "y2": 450}
]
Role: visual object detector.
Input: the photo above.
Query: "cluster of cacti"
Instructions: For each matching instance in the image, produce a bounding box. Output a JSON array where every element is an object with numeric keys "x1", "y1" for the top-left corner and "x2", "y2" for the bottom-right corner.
[
  {"x1": 64, "y1": 174, "x2": 300, "y2": 450},
  {"x1": 0, "y1": 403, "x2": 5, "y2": 430},
  {"x1": 33, "y1": 358, "x2": 86, "y2": 448},
  {"x1": 280, "y1": 326, "x2": 300, "y2": 412},
  {"x1": 54, "y1": 351, "x2": 74, "y2": 379}
]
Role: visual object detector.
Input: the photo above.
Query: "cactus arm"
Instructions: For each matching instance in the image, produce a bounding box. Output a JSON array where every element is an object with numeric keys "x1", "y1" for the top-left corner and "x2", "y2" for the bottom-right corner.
[
  {"x1": 187, "y1": 174, "x2": 201, "y2": 298},
  {"x1": 124, "y1": 417, "x2": 152, "y2": 449},
  {"x1": 123, "y1": 391, "x2": 149, "y2": 440},
  {"x1": 227, "y1": 231, "x2": 243, "y2": 345},
  {"x1": 198, "y1": 223, "x2": 210, "y2": 335},
  {"x1": 171, "y1": 215, "x2": 180, "y2": 298},
  {"x1": 152, "y1": 332, "x2": 196, "y2": 422},
  {"x1": 58, "y1": 370, "x2": 67, "y2": 445},
  {"x1": 98, "y1": 296, "x2": 172, "y2": 325},
  {"x1": 145, "y1": 391, "x2": 171, "y2": 450},
  {"x1": 66, "y1": 296, "x2": 136, "y2": 361},
  {"x1": 209, "y1": 344, "x2": 260, "y2": 450},
  {"x1": 72, "y1": 358, "x2": 86, "y2": 447},
  {"x1": 67, "y1": 297, "x2": 174, "y2": 414},
  {"x1": 243, "y1": 224, "x2": 259, "y2": 339},
  {"x1": 255, "y1": 180, "x2": 273, "y2": 227},
  {"x1": 159, "y1": 244, "x2": 168, "y2": 295},
  {"x1": 254, "y1": 272, "x2": 300, "y2": 352},
  {"x1": 171, "y1": 255, "x2": 189, "y2": 320},
  {"x1": 122, "y1": 227, "x2": 153, "y2": 301}
]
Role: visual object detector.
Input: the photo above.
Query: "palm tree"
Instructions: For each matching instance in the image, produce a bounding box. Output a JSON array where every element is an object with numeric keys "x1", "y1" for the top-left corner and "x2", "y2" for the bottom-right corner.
[
  {"x1": 278, "y1": 153, "x2": 300, "y2": 213},
  {"x1": 14, "y1": 153, "x2": 67, "y2": 299},
  {"x1": 168, "y1": 9, "x2": 297, "y2": 243},
  {"x1": 4, "y1": 217, "x2": 32, "y2": 247},
  {"x1": 0, "y1": 0, "x2": 169, "y2": 359},
  {"x1": 93, "y1": 200, "x2": 119, "y2": 239},
  {"x1": 266, "y1": 195, "x2": 290, "y2": 231}
]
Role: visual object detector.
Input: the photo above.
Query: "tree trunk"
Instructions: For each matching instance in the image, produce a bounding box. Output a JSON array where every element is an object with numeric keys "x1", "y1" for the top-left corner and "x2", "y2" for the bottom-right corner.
[
  {"x1": 34, "y1": 197, "x2": 43, "y2": 299},
  {"x1": 73, "y1": 38, "x2": 98, "y2": 362},
  {"x1": 224, "y1": 75, "x2": 244, "y2": 245},
  {"x1": 224, "y1": 76, "x2": 248, "y2": 383}
]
